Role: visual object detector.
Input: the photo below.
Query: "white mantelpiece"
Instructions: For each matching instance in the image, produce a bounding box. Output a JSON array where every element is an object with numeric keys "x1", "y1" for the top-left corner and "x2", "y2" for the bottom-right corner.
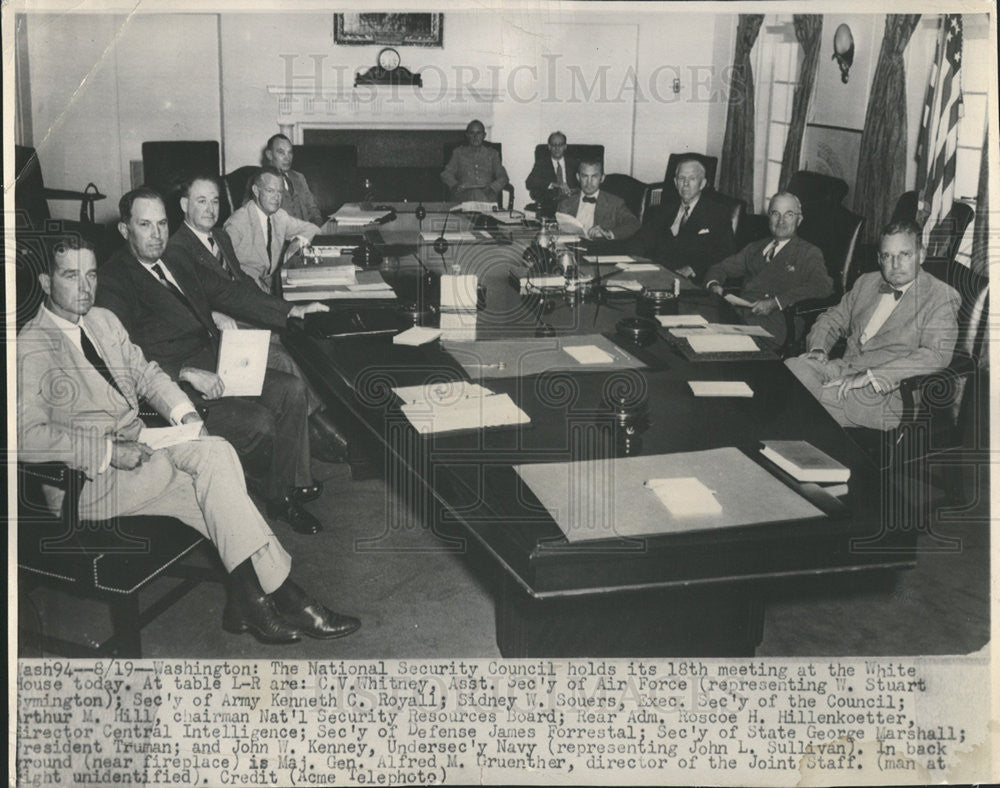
[{"x1": 267, "y1": 86, "x2": 500, "y2": 140}]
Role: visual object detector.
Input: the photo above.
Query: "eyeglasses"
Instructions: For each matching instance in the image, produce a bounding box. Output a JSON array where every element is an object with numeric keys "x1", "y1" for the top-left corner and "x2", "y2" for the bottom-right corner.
[
  {"x1": 877, "y1": 251, "x2": 915, "y2": 265},
  {"x1": 768, "y1": 211, "x2": 800, "y2": 221}
]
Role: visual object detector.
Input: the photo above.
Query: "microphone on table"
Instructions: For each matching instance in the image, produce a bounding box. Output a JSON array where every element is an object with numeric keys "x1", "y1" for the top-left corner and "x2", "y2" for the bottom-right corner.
[
  {"x1": 434, "y1": 205, "x2": 458, "y2": 255},
  {"x1": 415, "y1": 202, "x2": 427, "y2": 231}
]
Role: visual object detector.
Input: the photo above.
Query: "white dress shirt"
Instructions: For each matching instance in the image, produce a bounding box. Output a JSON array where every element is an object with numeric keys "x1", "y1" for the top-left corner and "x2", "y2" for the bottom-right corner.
[
  {"x1": 575, "y1": 190, "x2": 599, "y2": 233},
  {"x1": 552, "y1": 158, "x2": 567, "y2": 186},
  {"x1": 187, "y1": 223, "x2": 217, "y2": 255},
  {"x1": 860, "y1": 279, "x2": 914, "y2": 345}
]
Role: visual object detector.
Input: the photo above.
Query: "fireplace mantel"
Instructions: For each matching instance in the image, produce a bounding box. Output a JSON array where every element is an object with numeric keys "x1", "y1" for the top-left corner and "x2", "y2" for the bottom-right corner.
[{"x1": 267, "y1": 85, "x2": 500, "y2": 140}]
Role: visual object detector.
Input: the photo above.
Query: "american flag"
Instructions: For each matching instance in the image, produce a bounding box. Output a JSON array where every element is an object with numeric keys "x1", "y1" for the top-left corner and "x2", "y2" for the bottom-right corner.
[{"x1": 916, "y1": 14, "x2": 964, "y2": 250}]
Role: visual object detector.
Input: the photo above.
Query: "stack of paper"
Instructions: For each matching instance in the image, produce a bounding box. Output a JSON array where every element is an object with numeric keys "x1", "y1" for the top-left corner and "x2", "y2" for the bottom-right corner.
[
  {"x1": 455, "y1": 201, "x2": 499, "y2": 213},
  {"x1": 440, "y1": 274, "x2": 479, "y2": 312},
  {"x1": 657, "y1": 314, "x2": 709, "y2": 328},
  {"x1": 687, "y1": 334, "x2": 759, "y2": 353},
  {"x1": 216, "y1": 329, "x2": 270, "y2": 396},
  {"x1": 332, "y1": 206, "x2": 391, "y2": 226},
  {"x1": 395, "y1": 382, "x2": 530, "y2": 435},
  {"x1": 393, "y1": 380, "x2": 491, "y2": 405},
  {"x1": 644, "y1": 477, "x2": 723, "y2": 518},
  {"x1": 760, "y1": 440, "x2": 851, "y2": 483},
  {"x1": 284, "y1": 264, "x2": 357, "y2": 286},
  {"x1": 688, "y1": 381, "x2": 754, "y2": 397},
  {"x1": 393, "y1": 326, "x2": 442, "y2": 346}
]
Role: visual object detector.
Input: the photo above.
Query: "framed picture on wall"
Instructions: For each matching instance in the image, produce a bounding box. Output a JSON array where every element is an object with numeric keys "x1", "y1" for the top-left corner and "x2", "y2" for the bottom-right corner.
[{"x1": 334, "y1": 13, "x2": 444, "y2": 47}]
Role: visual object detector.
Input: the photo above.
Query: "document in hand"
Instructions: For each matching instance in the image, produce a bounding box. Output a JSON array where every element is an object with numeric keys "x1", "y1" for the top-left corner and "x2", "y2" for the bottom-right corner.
[
  {"x1": 216, "y1": 329, "x2": 270, "y2": 396},
  {"x1": 555, "y1": 212, "x2": 588, "y2": 235},
  {"x1": 138, "y1": 421, "x2": 203, "y2": 450}
]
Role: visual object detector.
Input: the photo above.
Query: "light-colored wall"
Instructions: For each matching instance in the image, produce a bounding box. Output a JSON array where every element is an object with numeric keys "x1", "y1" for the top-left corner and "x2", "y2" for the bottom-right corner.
[{"x1": 22, "y1": 8, "x2": 737, "y2": 222}]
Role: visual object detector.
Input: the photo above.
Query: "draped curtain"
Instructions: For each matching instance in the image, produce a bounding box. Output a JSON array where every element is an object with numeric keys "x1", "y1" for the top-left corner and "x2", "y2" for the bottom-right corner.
[
  {"x1": 852, "y1": 14, "x2": 921, "y2": 242},
  {"x1": 779, "y1": 15, "x2": 823, "y2": 188},
  {"x1": 970, "y1": 130, "x2": 988, "y2": 277},
  {"x1": 719, "y1": 14, "x2": 765, "y2": 211}
]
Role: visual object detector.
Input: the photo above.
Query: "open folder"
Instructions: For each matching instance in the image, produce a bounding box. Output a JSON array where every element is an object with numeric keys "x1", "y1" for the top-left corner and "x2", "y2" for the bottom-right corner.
[{"x1": 216, "y1": 329, "x2": 269, "y2": 397}]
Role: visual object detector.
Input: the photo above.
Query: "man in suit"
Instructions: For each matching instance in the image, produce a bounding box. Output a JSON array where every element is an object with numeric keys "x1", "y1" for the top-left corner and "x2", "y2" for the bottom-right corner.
[
  {"x1": 96, "y1": 187, "x2": 328, "y2": 535},
  {"x1": 263, "y1": 133, "x2": 324, "y2": 226},
  {"x1": 166, "y1": 175, "x2": 349, "y2": 463},
  {"x1": 705, "y1": 192, "x2": 833, "y2": 345},
  {"x1": 557, "y1": 159, "x2": 641, "y2": 240},
  {"x1": 525, "y1": 130, "x2": 578, "y2": 210},
  {"x1": 19, "y1": 236, "x2": 360, "y2": 642},
  {"x1": 785, "y1": 220, "x2": 960, "y2": 430},
  {"x1": 224, "y1": 166, "x2": 321, "y2": 294},
  {"x1": 628, "y1": 157, "x2": 735, "y2": 279},
  {"x1": 440, "y1": 119, "x2": 509, "y2": 202}
]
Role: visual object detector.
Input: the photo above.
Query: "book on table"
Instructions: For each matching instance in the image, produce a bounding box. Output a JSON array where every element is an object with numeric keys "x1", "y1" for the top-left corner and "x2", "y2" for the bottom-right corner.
[{"x1": 759, "y1": 440, "x2": 851, "y2": 483}]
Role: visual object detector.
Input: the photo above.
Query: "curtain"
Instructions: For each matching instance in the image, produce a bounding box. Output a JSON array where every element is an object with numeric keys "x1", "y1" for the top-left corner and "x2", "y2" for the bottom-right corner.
[
  {"x1": 970, "y1": 130, "x2": 988, "y2": 277},
  {"x1": 853, "y1": 14, "x2": 921, "y2": 242},
  {"x1": 779, "y1": 15, "x2": 823, "y2": 189},
  {"x1": 719, "y1": 14, "x2": 765, "y2": 211}
]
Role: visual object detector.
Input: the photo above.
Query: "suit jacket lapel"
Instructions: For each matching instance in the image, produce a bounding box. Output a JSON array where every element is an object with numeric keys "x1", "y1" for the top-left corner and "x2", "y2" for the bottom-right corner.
[{"x1": 149, "y1": 256, "x2": 218, "y2": 336}]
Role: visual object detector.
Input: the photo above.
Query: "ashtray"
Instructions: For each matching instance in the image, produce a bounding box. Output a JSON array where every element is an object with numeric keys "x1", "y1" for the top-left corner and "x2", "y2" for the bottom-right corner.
[{"x1": 616, "y1": 316, "x2": 659, "y2": 345}]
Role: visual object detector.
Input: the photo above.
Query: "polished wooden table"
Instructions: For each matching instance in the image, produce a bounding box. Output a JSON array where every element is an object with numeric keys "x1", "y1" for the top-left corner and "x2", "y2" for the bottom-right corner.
[{"x1": 283, "y1": 205, "x2": 916, "y2": 656}]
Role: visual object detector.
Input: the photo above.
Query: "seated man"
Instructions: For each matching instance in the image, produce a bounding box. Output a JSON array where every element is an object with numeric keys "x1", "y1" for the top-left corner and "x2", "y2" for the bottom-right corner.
[
  {"x1": 441, "y1": 119, "x2": 509, "y2": 203},
  {"x1": 166, "y1": 175, "x2": 348, "y2": 462},
  {"x1": 705, "y1": 192, "x2": 832, "y2": 346},
  {"x1": 785, "y1": 220, "x2": 960, "y2": 430},
  {"x1": 263, "y1": 133, "x2": 324, "y2": 226},
  {"x1": 525, "y1": 130, "x2": 578, "y2": 211},
  {"x1": 97, "y1": 187, "x2": 328, "y2": 534},
  {"x1": 557, "y1": 158, "x2": 640, "y2": 240},
  {"x1": 224, "y1": 166, "x2": 321, "y2": 294},
  {"x1": 628, "y1": 156, "x2": 734, "y2": 279},
  {"x1": 18, "y1": 237, "x2": 360, "y2": 642}
]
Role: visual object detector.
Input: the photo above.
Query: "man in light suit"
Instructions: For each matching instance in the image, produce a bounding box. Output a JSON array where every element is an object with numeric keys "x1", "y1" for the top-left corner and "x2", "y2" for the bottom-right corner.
[
  {"x1": 525, "y1": 130, "x2": 578, "y2": 209},
  {"x1": 628, "y1": 157, "x2": 734, "y2": 279},
  {"x1": 785, "y1": 220, "x2": 960, "y2": 430},
  {"x1": 166, "y1": 176, "x2": 349, "y2": 463},
  {"x1": 263, "y1": 133, "x2": 324, "y2": 226},
  {"x1": 440, "y1": 119, "x2": 509, "y2": 202},
  {"x1": 18, "y1": 237, "x2": 360, "y2": 642},
  {"x1": 557, "y1": 159, "x2": 641, "y2": 241},
  {"x1": 97, "y1": 188, "x2": 328, "y2": 535},
  {"x1": 224, "y1": 166, "x2": 321, "y2": 294},
  {"x1": 705, "y1": 192, "x2": 833, "y2": 345}
]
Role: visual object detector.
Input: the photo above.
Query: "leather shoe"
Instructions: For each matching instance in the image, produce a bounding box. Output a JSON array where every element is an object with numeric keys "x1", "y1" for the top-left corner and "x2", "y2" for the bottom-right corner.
[
  {"x1": 289, "y1": 482, "x2": 323, "y2": 504},
  {"x1": 222, "y1": 592, "x2": 302, "y2": 644},
  {"x1": 266, "y1": 498, "x2": 323, "y2": 534},
  {"x1": 271, "y1": 580, "x2": 361, "y2": 640},
  {"x1": 309, "y1": 411, "x2": 349, "y2": 463}
]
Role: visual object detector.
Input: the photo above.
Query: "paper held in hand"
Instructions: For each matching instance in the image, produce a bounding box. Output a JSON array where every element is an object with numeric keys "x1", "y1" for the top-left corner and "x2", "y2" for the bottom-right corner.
[
  {"x1": 138, "y1": 421, "x2": 203, "y2": 450},
  {"x1": 555, "y1": 212, "x2": 587, "y2": 236},
  {"x1": 216, "y1": 329, "x2": 270, "y2": 397}
]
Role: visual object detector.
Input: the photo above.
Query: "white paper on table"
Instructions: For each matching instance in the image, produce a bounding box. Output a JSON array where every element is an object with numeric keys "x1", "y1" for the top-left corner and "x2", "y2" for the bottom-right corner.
[
  {"x1": 609, "y1": 279, "x2": 644, "y2": 292},
  {"x1": 582, "y1": 255, "x2": 639, "y2": 264},
  {"x1": 555, "y1": 212, "x2": 588, "y2": 235},
  {"x1": 706, "y1": 323, "x2": 773, "y2": 337},
  {"x1": 393, "y1": 381, "x2": 492, "y2": 405},
  {"x1": 724, "y1": 293, "x2": 755, "y2": 308},
  {"x1": 657, "y1": 314, "x2": 709, "y2": 327},
  {"x1": 614, "y1": 262, "x2": 660, "y2": 272},
  {"x1": 563, "y1": 344, "x2": 615, "y2": 364},
  {"x1": 331, "y1": 206, "x2": 390, "y2": 224},
  {"x1": 644, "y1": 477, "x2": 723, "y2": 518},
  {"x1": 521, "y1": 275, "x2": 567, "y2": 290},
  {"x1": 401, "y1": 393, "x2": 530, "y2": 434},
  {"x1": 138, "y1": 421, "x2": 203, "y2": 451},
  {"x1": 553, "y1": 234, "x2": 583, "y2": 244},
  {"x1": 439, "y1": 310, "x2": 478, "y2": 342},
  {"x1": 688, "y1": 381, "x2": 754, "y2": 398},
  {"x1": 440, "y1": 274, "x2": 479, "y2": 311},
  {"x1": 393, "y1": 326, "x2": 443, "y2": 346},
  {"x1": 687, "y1": 334, "x2": 759, "y2": 353},
  {"x1": 419, "y1": 231, "x2": 478, "y2": 242},
  {"x1": 455, "y1": 201, "x2": 498, "y2": 213},
  {"x1": 216, "y1": 329, "x2": 270, "y2": 396},
  {"x1": 347, "y1": 281, "x2": 394, "y2": 292}
]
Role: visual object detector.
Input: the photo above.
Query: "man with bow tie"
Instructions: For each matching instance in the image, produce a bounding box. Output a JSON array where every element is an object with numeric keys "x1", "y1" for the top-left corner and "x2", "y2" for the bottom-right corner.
[
  {"x1": 785, "y1": 220, "x2": 960, "y2": 430},
  {"x1": 704, "y1": 192, "x2": 832, "y2": 345},
  {"x1": 557, "y1": 159, "x2": 640, "y2": 240},
  {"x1": 18, "y1": 236, "x2": 360, "y2": 642}
]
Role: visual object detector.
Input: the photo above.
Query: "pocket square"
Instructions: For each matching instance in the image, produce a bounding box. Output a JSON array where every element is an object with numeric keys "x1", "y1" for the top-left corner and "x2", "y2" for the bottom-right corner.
[{"x1": 698, "y1": 228, "x2": 710, "y2": 235}]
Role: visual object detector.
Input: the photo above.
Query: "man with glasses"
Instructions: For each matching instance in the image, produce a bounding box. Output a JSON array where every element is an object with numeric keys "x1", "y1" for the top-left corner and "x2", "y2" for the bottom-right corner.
[
  {"x1": 526, "y1": 130, "x2": 578, "y2": 207},
  {"x1": 704, "y1": 192, "x2": 831, "y2": 345},
  {"x1": 785, "y1": 220, "x2": 960, "y2": 430}
]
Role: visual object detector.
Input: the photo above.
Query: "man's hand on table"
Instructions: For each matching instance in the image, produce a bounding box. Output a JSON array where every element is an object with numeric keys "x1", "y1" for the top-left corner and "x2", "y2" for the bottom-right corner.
[
  {"x1": 674, "y1": 265, "x2": 696, "y2": 279},
  {"x1": 288, "y1": 302, "x2": 329, "y2": 320}
]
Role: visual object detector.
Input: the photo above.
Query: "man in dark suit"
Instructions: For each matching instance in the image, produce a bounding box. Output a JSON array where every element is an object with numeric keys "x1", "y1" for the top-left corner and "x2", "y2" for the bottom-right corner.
[
  {"x1": 166, "y1": 175, "x2": 348, "y2": 462},
  {"x1": 96, "y1": 187, "x2": 329, "y2": 534},
  {"x1": 557, "y1": 159, "x2": 640, "y2": 240},
  {"x1": 785, "y1": 220, "x2": 960, "y2": 430},
  {"x1": 704, "y1": 192, "x2": 833, "y2": 345},
  {"x1": 525, "y1": 130, "x2": 578, "y2": 211},
  {"x1": 628, "y1": 156, "x2": 734, "y2": 279}
]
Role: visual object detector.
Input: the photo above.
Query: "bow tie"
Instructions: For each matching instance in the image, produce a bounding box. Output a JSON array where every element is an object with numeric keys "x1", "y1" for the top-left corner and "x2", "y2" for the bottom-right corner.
[
  {"x1": 582, "y1": 196, "x2": 597, "y2": 204},
  {"x1": 878, "y1": 283, "x2": 904, "y2": 300}
]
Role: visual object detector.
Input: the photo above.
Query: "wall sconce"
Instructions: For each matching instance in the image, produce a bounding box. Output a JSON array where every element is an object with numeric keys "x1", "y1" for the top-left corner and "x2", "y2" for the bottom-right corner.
[{"x1": 832, "y1": 23, "x2": 855, "y2": 84}]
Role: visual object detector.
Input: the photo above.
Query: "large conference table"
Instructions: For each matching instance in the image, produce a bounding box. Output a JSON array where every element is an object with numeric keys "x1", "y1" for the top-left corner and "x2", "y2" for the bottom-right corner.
[{"x1": 281, "y1": 203, "x2": 917, "y2": 657}]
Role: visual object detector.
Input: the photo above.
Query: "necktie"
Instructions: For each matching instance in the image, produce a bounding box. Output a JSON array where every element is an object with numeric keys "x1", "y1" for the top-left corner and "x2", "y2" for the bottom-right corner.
[
  {"x1": 208, "y1": 235, "x2": 220, "y2": 259},
  {"x1": 679, "y1": 204, "x2": 691, "y2": 228},
  {"x1": 582, "y1": 196, "x2": 597, "y2": 204},
  {"x1": 878, "y1": 283, "x2": 904, "y2": 300},
  {"x1": 555, "y1": 161, "x2": 564, "y2": 186},
  {"x1": 266, "y1": 216, "x2": 274, "y2": 261},
  {"x1": 79, "y1": 327, "x2": 127, "y2": 400},
  {"x1": 284, "y1": 175, "x2": 294, "y2": 196},
  {"x1": 764, "y1": 242, "x2": 777, "y2": 263},
  {"x1": 152, "y1": 263, "x2": 202, "y2": 319}
]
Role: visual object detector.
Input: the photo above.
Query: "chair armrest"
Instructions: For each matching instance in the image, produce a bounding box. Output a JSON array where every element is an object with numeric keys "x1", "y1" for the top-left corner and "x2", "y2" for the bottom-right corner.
[
  {"x1": 898, "y1": 356, "x2": 977, "y2": 423},
  {"x1": 788, "y1": 294, "x2": 840, "y2": 316},
  {"x1": 18, "y1": 461, "x2": 87, "y2": 525},
  {"x1": 19, "y1": 461, "x2": 74, "y2": 487}
]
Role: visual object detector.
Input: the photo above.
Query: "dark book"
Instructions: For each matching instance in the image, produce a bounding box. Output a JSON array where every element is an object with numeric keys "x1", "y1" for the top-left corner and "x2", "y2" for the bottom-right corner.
[{"x1": 760, "y1": 440, "x2": 851, "y2": 483}]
